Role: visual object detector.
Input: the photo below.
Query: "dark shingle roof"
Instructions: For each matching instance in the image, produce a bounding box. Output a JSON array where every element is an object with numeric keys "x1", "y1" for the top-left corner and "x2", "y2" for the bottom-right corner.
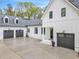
[
  {"x1": 0, "y1": 15, "x2": 42, "y2": 27},
  {"x1": 26, "y1": 19, "x2": 42, "y2": 26},
  {"x1": 69, "y1": 0, "x2": 79, "y2": 9}
]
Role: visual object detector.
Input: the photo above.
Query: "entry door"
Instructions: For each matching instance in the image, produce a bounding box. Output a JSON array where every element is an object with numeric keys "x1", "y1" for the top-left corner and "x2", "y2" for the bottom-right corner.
[
  {"x1": 4, "y1": 30, "x2": 14, "y2": 39},
  {"x1": 57, "y1": 33, "x2": 74, "y2": 50},
  {"x1": 50, "y1": 28, "x2": 53, "y2": 39},
  {"x1": 16, "y1": 30, "x2": 23, "y2": 37}
]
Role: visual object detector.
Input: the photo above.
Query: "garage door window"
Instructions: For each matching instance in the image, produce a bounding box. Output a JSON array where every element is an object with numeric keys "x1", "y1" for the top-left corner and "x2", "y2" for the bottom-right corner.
[
  {"x1": 58, "y1": 34, "x2": 64, "y2": 37},
  {"x1": 66, "y1": 34, "x2": 74, "y2": 38}
]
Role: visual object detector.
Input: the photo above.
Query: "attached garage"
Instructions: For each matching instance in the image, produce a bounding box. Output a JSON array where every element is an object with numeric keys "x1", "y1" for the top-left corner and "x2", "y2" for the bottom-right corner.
[
  {"x1": 16, "y1": 30, "x2": 24, "y2": 37},
  {"x1": 3, "y1": 30, "x2": 14, "y2": 39},
  {"x1": 57, "y1": 33, "x2": 75, "y2": 50}
]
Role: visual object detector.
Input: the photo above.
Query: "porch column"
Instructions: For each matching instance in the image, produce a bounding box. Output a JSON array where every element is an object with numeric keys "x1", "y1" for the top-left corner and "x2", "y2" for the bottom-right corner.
[
  {"x1": 42, "y1": 27, "x2": 52, "y2": 45},
  {"x1": 24, "y1": 29, "x2": 27, "y2": 37},
  {"x1": 14, "y1": 30, "x2": 16, "y2": 39},
  {"x1": 43, "y1": 27, "x2": 50, "y2": 40}
]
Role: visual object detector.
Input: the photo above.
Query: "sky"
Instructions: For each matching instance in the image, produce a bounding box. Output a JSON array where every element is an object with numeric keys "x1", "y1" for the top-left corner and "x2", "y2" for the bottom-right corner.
[{"x1": 0, "y1": 0, "x2": 49, "y2": 9}]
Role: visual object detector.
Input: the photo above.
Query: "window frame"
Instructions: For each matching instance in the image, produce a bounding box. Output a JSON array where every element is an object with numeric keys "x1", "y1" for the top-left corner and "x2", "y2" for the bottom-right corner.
[
  {"x1": 3, "y1": 16, "x2": 9, "y2": 24},
  {"x1": 44, "y1": 28, "x2": 45, "y2": 35},
  {"x1": 35, "y1": 27, "x2": 38, "y2": 34},
  {"x1": 49, "y1": 11, "x2": 53, "y2": 19},
  {"x1": 27, "y1": 28, "x2": 30, "y2": 33},
  {"x1": 15, "y1": 18, "x2": 19, "y2": 24},
  {"x1": 41, "y1": 28, "x2": 43, "y2": 34},
  {"x1": 61, "y1": 8, "x2": 66, "y2": 17}
]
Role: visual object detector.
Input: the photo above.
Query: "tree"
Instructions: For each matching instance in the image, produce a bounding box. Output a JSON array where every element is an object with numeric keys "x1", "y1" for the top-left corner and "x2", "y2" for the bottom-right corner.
[
  {"x1": 37, "y1": 10, "x2": 43, "y2": 19},
  {"x1": 15, "y1": 11, "x2": 24, "y2": 18},
  {"x1": 29, "y1": 7, "x2": 40, "y2": 19},
  {"x1": 17, "y1": 2, "x2": 43, "y2": 19},
  {"x1": 4, "y1": 4, "x2": 15, "y2": 16},
  {"x1": 0, "y1": 9, "x2": 3, "y2": 15},
  {"x1": 17, "y1": 2, "x2": 34, "y2": 19}
]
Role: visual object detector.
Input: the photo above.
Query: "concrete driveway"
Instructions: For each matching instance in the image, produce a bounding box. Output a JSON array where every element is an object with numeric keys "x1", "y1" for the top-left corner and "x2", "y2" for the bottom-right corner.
[{"x1": 0, "y1": 38, "x2": 79, "y2": 59}]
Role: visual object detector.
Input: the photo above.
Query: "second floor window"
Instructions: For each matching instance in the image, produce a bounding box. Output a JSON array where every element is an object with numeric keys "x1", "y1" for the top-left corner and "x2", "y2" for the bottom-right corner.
[
  {"x1": 61, "y1": 8, "x2": 66, "y2": 17},
  {"x1": 49, "y1": 11, "x2": 53, "y2": 19},
  {"x1": 5, "y1": 18, "x2": 8, "y2": 23}
]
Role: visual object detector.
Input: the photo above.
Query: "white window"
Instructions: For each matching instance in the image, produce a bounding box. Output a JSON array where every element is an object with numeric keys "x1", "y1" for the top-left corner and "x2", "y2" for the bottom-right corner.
[
  {"x1": 61, "y1": 8, "x2": 66, "y2": 17},
  {"x1": 35, "y1": 27, "x2": 38, "y2": 34},
  {"x1": 15, "y1": 18, "x2": 19, "y2": 24},
  {"x1": 49, "y1": 11, "x2": 53, "y2": 19},
  {"x1": 3, "y1": 16, "x2": 9, "y2": 24}
]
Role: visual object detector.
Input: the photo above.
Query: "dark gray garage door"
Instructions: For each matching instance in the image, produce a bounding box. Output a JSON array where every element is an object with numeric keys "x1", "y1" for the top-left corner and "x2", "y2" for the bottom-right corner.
[
  {"x1": 4, "y1": 30, "x2": 14, "y2": 39},
  {"x1": 16, "y1": 30, "x2": 23, "y2": 37},
  {"x1": 57, "y1": 33, "x2": 74, "y2": 50}
]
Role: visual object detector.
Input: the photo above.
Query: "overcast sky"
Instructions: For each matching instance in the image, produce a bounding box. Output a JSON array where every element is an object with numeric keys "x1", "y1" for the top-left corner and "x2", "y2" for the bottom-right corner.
[{"x1": 0, "y1": 0, "x2": 49, "y2": 9}]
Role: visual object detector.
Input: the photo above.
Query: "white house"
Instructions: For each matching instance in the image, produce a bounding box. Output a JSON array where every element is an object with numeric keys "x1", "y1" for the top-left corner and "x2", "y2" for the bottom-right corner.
[
  {"x1": 1, "y1": 0, "x2": 79, "y2": 52},
  {"x1": 0, "y1": 15, "x2": 42, "y2": 40},
  {"x1": 41, "y1": 0, "x2": 79, "y2": 52},
  {"x1": 0, "y1": 15, "x2": 27, "y2": 40}
]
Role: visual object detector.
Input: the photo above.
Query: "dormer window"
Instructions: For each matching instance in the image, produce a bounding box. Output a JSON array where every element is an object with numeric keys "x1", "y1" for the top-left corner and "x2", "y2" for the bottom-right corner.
[
  {"x1": 16, "y1": 20, "x2": 18, "y2": 24},
  {"x1": 3, "y1": 16, "x2": 9, "y2": 24},
  {"x1": 5, "y1": 18, "x2": 8, "y2": 23},
  {"x1": 15, "y1": 18, "x2": 19, "y2": 24}
]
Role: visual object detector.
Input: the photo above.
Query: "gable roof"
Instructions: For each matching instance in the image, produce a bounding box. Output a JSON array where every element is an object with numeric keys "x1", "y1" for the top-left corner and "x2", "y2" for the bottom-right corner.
[
  {"x1": 42, "y1": 0, "x2": 79, "y2": 18},
  {"x1": 42, "y1": 0, "x2": 53, "y2": 18},
  {"x1": 0, "y1": 15, "x2": 42, "y2": 27}
]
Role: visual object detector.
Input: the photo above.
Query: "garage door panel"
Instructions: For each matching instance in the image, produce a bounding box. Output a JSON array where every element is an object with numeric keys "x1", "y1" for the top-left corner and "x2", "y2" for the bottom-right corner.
[
  {"x1": 16, "y1": 30, "x2": 23, "y2": 37},
  {"x1": 57, "y1": 33, "x2": 74, "y2": 50},
  {"x1": 4, "y1": 30, "x2": 14, "y2": 39}
]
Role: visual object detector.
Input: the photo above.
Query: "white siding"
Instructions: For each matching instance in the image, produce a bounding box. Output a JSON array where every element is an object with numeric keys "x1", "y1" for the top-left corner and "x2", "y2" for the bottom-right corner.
[
  {"x1": 52, "y1": 19, "x2": 79, "y2": 52},
  {"x1": 42, "y1": 0, "x2": 79, "y2": 52},
  {"x1": 28, "y1": 26, "x2": 42, "y2": 40},
  {"x1": 42, "y1": 0, "x2": 79, "y2": 21}
]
